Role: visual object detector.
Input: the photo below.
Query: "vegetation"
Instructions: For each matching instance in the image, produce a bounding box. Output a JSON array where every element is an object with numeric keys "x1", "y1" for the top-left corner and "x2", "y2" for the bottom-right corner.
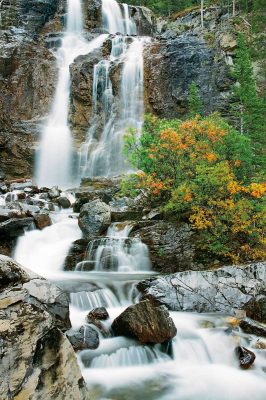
[
  {"x1": 123, "y1": 114, "x2": 266, "y2": 264},
  {"x1": 230, "y1": 33, "x2": 266, "y2": 168}
]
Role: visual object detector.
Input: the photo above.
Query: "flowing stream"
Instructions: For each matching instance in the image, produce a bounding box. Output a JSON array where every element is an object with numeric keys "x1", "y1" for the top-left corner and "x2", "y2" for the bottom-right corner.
[{"x1": 12, "y1": 0, "x2": 266, "y2": 399}]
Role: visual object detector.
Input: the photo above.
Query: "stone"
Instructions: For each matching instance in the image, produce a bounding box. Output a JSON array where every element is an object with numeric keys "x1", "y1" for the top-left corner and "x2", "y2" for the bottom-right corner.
[
  {"x1": 34, "y1": 212, "x2": 52, "y2": 230},
  {"x1": 66, "y1": 325, "x2": 99, "y2": 351},
  {"x1": 111, "y1": 300, "x2": 177, "y2": 344},
  {"x1": 57, "y1": 196, "x2": 71, "y2": 209},
  {"x1": 220, "y1": 33, "x2": 237, "y2": 51},
  {"x1": 10, "y1": 180, "x2": 33, "y2": 191},
  {"x1": 235, "y1": 346, "x2": 256, "y2": 369},
  {"x1": 239, "y1": 318, "x2": 266, "y2": 338},
  {"x1": 0, "y1": 255, "x2": 88, "y2": 399},
  {"x1": 48, "y1": 186, "x2": 61, "y2": 199},
  {"x1": 78, "y1": 200, "x2": 111, "y2": 239},
  {"x1": 131, "y1": 221, "x2": 196, "y2": 273},
  {"x1": 244, "y1": 295, "x2": 266, "y2": 324},
  {"x1": 64, "y1": 238, "x2": 89, "y2": 271},
  {"x1": 138, "y1": 262, "x2": 266, "y2": 314},
  {"x1": 110, "y1": 197, "x2": 145, "y2": 221},
  {"x1": 144, "y1": 33, "x2": 232, "y2": 119},
  {"x1": 0, "y1": 217, "x2": 34, "y2": 238},
  {"x1": 87, "y1": 307, "x2": 109, "y2": 321}
]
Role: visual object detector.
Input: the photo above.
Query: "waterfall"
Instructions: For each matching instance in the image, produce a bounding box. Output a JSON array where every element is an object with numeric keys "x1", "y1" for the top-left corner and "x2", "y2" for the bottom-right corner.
[
  {"x1": 35, "y1": 0, "x2": 107, "y2": 188},
  {"x1": 79, "y1": 0, "x2": 146, "y2": 179}
]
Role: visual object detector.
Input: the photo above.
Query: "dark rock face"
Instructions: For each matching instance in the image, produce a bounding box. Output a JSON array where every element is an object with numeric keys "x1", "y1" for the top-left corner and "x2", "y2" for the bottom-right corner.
[
  {"x1": 78, "y1": 199, "x2": 111, "y2": 239},
  {"x1": 111, "y1": 300, "x2": 177, "y2": 344},
  {"x1": 88, "y1": 307, "x2": 109, "y2": 321},
  {"x1": 131, "y1": 221, "x2": 197, "y2": 273},
  {"x1": 66, "y1": 325, "x2": 99, "y2": 351},
  {"x1": 0, "y1": 30, "x2": 57, "y2": 179},
  {"x1": 0, "y1": 217, "x2": 34, "y2": 238},
  {"x1": 235, "y1": 346, "x2": 256, "y2": 369},
  {"x1": 144, "y1": 33, "x2": 232, "y2": 118},
  {"x1": 34, "y1": 212, "x2": 52, "y2": 229},
  {"x1": 63, "y1": 238, "x2": 89, "y2": 271},
  {"x1": 244, "y1": 296, "x2": 266, "y2": 324},
  {"x1": 239, "y1": 318, "x2": 266, "y2": 338},
  {"x1": 0, "y1": 255, "x2": 88, "y2": 399},
  {"x1": 138, "y1": 262, "x2": 266, "y2": 314}
]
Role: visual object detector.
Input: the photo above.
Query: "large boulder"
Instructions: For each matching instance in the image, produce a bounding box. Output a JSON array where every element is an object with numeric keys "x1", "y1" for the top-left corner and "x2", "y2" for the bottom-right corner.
[
  {"x1": 131, "y1": 221, "x2": 197, "y2": 273},
  {"x1": 0, "y1": 255, "x2": 88, "y2": 399},
  {"x1": 66, "y1": 325, "x2": 99, "y2": 351},
  {"x1": 64, "y1": 238, "x2": 89, "y2": 271},
  {"x1": 138, "y1": 262, "x2": 266, "y2": 314},
  {"x1": 0, "y1": 217, "x2": 34, "y2": 238},
  {"x1": 111, "y1": 300, "x2": 177, "y2": 344},
  {"x1": 78, "y1": 200, "x2": 111, "y2": 239},
  {"x1": 244, "y1": 295, "x2": 266, "y2": 324}
]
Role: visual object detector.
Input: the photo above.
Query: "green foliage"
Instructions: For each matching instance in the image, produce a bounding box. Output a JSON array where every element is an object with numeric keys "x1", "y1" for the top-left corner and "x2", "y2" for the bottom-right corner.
[
  {"x1": 188, "y1": 81, "x2": 203, "y2": 117},
  {"x1": 123, "y1": 114, "x2": 266, "y2": 264},
  {"x1": 230, "y1": 33, "x2": 266, "y2": 168}
]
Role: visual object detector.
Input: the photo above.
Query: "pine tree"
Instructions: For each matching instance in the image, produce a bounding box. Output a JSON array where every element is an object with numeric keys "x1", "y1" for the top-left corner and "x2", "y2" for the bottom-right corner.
[
  {"x1": 188, "y1": 81, "x2": 203, "y2": 117},
  {"x1": 230, "y1": 33, "x2": 266, "y2": 167}
]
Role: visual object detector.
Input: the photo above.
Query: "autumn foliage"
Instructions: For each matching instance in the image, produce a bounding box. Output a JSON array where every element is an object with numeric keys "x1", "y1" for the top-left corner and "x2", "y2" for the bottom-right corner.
[{"x1": 123, "y1": 114, "x2": 266, "y2": 264}]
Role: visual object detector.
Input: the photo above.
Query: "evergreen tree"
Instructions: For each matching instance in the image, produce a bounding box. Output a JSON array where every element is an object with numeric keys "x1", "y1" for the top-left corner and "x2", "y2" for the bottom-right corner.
[
  {"x1": 188, "y1": 81, "x2": 203, "y2": 117},
  {"x1": 230, "y1": 33, "x2": 266, "y2": 167}
]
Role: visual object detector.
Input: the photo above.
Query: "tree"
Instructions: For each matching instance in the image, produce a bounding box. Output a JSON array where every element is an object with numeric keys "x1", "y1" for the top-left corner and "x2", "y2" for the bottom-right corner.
[
  {"x1": 230, "y1": 33, "x2": 266, "y2": 167},
  {"x1": 188, "y1": 81, "x2": 202, "y2": 117}
]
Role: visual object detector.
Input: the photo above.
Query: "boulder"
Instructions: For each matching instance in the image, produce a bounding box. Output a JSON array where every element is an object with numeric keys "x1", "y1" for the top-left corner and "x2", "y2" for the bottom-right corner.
[
  {"x1": 66, "y1": 325, "x2": 99, "y2": 351},
  {"x1": 138, "y1": 262, "x2": 266, "y2": 314},
  {"x1": 0, "y1": 255, "x2": 88, "y2": 400},
  {"x1": 110, "y1": 197, "x2": 145, "y2": 221},
  {"x1": 235, "y1": 346, "x2": 256, "y2": 369},
  {"x1": 64, "y1": 238, "x2": 89, "y2": 271},
  {"x1": 48, "y1": 186, "x2": 61, "y2": 199},
  {"x1": 0, "y1": 217, "x2": 34, "y2": 238},
  {"x1": 239, "y1": 318, "x2": 266, "y2": 338},
  {"x1": 57, "y1": 196, "x2": 71, "y2": 209},
  {"x1": 34, "y1": 212, "x2": 52, "y2": 230},
  {"x1": 111, "y1": 300, "x2": 177, "y2": 344},
  {"x1": 244, "y1": 295, "x2": 266, "y2": 324},
  {"x1": 131, "y1": 221, "x2": 196, "y2": 273},
  {"x1": 78, "y1": 200, "x2": 111, "y2": 239},
  {"x1": 87, "y1": 307, "x2": 109, "y2": 321}
]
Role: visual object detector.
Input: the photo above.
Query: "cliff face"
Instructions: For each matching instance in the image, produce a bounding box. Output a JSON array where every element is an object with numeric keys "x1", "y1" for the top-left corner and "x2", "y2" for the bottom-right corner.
[{"x1": 0, "y1": 1, "x2": 236, "y2": 180}]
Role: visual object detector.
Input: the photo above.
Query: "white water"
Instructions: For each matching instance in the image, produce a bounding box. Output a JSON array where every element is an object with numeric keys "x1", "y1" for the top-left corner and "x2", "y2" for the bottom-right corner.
[
  {"x1": 35, "y1": 0, "x2": 107, "y2": 188},
  {"x1": 79, "y1": 0, "x2": 146, "y2": 179}
]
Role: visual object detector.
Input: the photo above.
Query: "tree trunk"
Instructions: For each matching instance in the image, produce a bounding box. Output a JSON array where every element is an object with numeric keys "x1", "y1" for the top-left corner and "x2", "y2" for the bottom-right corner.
[
  {"x1": 232, "y1": 0, "x2": 236, "y2": 17},
  {"x1": 201, "y1": 0, "x2": 204, "y2": 28}
]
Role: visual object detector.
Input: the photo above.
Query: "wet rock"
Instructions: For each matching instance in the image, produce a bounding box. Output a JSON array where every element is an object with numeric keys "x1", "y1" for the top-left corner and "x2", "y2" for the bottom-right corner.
[
  {"x1": 78, "y1": 200, "x2": 111, "y2": 239},
  {"x1": 138, "y1": 262, "x2": 266, "y2": 314},
  {"x1": 0, "y1": 255, "x2": 88, "y2": 399},
  {"x1": 112, "y1": 300, "x2": 177, "y2": 344},
  {"x1": 144, "y1": 33, "x2": 232, "y2": 118},
  {"x1": 244, "y1": 295, "x2": 266, "y2": 324},
  {"x1": 66, "y1": 325, "x2": 99, "y2": 351},
  {"x1": 239, "y1": 318, "x2": 266, "y2": 338},
  {"x1": 87, "y1": 307, "x2": 109, "y2": 321},
  {"x1": 131, "y1": 221, "x2": 196, "y2": 273},
  {"x1": 63, "y1": 238, "x2": 89, "y2": 271},
  {"x1": 34, "y1": 212, "x2": 52, "y2": 230},
  {"x1": 235, "y1": 346, "x2": 256, "y2": 369},
  {"x1": 73, "y1": 187, "x2": 116, "y2": 213},
  {"x1": 48, "y1": 186, "x2": 61, "y2": 199},
  {"x1": 110, "y1": 197, "x2": 145, "y2": 221},
  {"x1": 0, "y1": 208, "x2": 11, "y2": 222},
  {"x1": 57, "y1": 196, "x2": 71, "y2": 209},
  {"x1": 0, "y1": 217, "x2": 34, "y2": 238},
  {"x1": 10, "y1": 180, "x2": 33, "y2": 191}
]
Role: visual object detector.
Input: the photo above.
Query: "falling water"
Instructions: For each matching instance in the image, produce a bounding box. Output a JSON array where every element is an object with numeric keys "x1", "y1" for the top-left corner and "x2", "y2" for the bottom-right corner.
[
  {"x1": 35, "y1": 0, "x2": 107, "y2": 188},
  {"x1": 79, "y1": 0, "x2": 146, "y2": 179}
]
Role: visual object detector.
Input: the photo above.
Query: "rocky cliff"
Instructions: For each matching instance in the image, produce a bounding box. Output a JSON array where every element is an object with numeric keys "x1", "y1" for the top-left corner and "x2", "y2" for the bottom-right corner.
[{"x1": 0, "y1": 1, "x2": 237, "y2": 180}]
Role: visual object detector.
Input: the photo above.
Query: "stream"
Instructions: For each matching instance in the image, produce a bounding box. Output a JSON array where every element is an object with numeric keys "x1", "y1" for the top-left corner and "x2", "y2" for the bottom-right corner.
[{"x1": 10, "y1": 0, "x2": 266, "y2": 398}]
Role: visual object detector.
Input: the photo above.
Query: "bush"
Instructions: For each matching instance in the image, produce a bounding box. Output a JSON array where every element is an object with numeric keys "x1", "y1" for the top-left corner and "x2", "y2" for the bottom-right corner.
[{"x1": 124, "y1": 114, "x2": 266, "y2": 264}]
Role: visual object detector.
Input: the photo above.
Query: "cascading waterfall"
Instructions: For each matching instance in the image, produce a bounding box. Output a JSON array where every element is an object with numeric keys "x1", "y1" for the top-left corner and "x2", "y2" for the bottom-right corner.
[
  {"x1": 35, "y1": 0, "x2": 107, "y2": 188},
  {"x1": 11, "y1": 1, "x2": 266, "y2": 399},
  {"x1": 79, "y1": 0, "x2": 146, "y2": 179}
]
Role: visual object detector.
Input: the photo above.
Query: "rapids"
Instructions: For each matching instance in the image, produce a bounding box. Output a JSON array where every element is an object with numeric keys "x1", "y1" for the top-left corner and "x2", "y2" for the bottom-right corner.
[{"x1": 12, "y1": 0, "x2": 266, "y2": 399}]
